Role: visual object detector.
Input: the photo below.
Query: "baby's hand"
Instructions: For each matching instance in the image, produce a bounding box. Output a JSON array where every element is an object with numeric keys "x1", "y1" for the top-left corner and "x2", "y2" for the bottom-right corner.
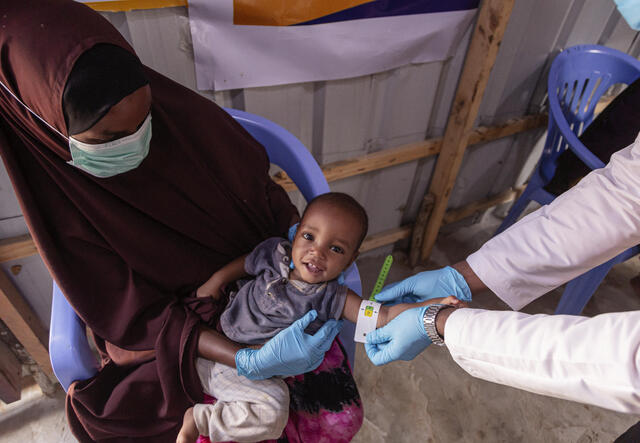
[
  {"x1": 196, "y1": 273, "x2": 226, "y2": 300},
  {"x1": 434, "y1": 295, "x2": 468, "y2": 308},
  {"x1": 381, "y1": 295, "x2": 468, "y2": 327}
]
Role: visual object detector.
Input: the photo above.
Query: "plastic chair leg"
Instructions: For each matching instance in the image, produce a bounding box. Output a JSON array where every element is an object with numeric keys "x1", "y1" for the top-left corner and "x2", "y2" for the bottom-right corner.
[
  {"x1": 554, "y1": 258, "x2": 617, "y2": 315},
  {"x1": 555, "y1": 246, "x2": 640, "y2": 315}
]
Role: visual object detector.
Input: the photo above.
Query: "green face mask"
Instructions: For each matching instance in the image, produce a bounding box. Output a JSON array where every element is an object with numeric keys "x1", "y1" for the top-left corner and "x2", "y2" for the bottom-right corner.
[{"x1": 68, "y1": 114, "x2": 152, "y2": 178}]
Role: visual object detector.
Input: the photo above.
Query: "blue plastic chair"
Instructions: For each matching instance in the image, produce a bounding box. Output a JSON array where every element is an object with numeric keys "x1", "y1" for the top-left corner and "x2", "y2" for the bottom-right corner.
[
  {"x1": 49, "y1": 108, "x2": 361, "y2": 391},
  {"x1": 495, "y1": 45, "x2": 640, "y2": 315}
]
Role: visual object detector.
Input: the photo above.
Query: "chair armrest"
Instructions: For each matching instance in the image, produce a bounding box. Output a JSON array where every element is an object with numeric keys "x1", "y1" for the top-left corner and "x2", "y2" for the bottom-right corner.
[{"x1": 49, "y1": 280, "x2": 99, "y2": 392}]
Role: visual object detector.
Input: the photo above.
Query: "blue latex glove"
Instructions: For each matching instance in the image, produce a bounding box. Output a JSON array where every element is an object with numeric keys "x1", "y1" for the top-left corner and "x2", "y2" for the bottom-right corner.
[
  {"x1": 615, "y1": 0, "x2": 640, "y2": 30},
  {"x1": 365, "y1": 305, "x2": 432, "y2": 365},
  {"x1": 288, "y1": 222, "x2": 345, "y2": 284},
  {"x1": 375, "y1": 266, "x2": 471, "y2": 305},
  {"x1": 236, "y1": 310, "x2": 342, "y2": 380}
]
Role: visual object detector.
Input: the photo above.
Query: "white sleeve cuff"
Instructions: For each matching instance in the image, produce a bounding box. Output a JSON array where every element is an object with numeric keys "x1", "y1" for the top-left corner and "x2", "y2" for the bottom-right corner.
[{"x1": 444, "y1": 308, "x2": 640, "y2": 414}]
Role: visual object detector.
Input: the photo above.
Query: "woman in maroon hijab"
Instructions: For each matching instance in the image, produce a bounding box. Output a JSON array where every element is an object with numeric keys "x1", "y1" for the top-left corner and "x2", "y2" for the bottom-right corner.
[{"x1": 0, "y1": 1, "x2": 362, "y2": 441}]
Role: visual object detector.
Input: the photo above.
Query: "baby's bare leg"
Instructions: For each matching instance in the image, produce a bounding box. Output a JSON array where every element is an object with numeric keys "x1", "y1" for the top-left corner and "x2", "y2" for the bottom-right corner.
[{"x1": 176, "y1": 407, "x2": 199, "y2": 443}]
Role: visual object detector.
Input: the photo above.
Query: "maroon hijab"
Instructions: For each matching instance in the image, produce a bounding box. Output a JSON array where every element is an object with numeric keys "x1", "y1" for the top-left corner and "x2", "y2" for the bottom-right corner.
[{"x1": 0, "y1": 1, "x2": 297, "y2": 440}]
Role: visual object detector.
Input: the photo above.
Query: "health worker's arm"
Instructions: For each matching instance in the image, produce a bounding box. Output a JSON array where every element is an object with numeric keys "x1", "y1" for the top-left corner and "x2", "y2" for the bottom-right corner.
[
  {"x1": 442, "y1": 308, "x2": 640, "y2": 414},
  {"x1": 467, "y1": 136, "x2": 640, "y2": 310},
  {"x1": 440, "y1": 134, "x2": 640, "y2": 413}
]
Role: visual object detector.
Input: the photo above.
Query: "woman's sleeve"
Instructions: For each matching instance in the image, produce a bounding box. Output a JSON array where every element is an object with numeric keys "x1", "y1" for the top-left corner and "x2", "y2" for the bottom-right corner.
[
  {"x1": 467, "y1": 134, "x2": 640, "y2": 310},
  {"x1": 445, "y1": 308, "x2": 640, "y2": 413}
]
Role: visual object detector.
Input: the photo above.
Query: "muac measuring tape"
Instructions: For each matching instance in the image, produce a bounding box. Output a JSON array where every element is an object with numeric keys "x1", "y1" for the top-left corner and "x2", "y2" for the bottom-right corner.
[{"x1": 354, "y1": 255, "x2": 393, "y2": 343}]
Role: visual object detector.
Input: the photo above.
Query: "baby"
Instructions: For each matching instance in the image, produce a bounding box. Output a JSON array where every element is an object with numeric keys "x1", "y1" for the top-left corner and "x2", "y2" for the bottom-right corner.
[{"x1": 177, "y1": 192, "x2": 463, "y2": 443}]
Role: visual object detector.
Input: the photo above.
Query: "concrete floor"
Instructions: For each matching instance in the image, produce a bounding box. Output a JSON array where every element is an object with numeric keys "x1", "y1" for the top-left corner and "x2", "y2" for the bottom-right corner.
[{"x1": 1, "y1": 212, "x2": 639, "y2": 442}]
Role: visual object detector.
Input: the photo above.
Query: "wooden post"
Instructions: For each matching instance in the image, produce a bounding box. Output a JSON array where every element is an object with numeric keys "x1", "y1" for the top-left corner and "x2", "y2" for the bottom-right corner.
[
  {"x1": 409, "y1": 194, "x2": 435, "y2": 267},
  {"x1": 0, "y1": 337, "x2": 22, "y2": 403},
  {"x1": 273, "y1": 113, "x2": 546, "y2": 191},
  {"x1": 417, "y1": 0, "x2": 516, "y2": 262}
]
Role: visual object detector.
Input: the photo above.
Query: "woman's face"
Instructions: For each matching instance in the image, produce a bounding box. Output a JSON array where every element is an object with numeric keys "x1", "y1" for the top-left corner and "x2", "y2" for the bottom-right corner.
[{"x1": 71, "y1": 85, "x2": 151, "y2": 144}]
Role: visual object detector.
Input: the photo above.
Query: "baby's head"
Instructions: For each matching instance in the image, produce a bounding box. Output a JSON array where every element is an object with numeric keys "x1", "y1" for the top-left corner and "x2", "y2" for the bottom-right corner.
[{"x1": 291, "y1": 192, "x2": 368, "y2": 284}]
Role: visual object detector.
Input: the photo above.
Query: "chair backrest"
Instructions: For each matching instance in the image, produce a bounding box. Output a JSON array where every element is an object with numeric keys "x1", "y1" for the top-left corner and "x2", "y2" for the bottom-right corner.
[
  {"x1": 541, "y1": 45, "x2": 640, "y2": 179},
  {"x1": 223, "y1": 108, "x2": 361, "y2": 291},
  {"x1": 224, "y1": 108, "x2": 360, "y2": 361},
  {"x1": 224, "y1": 108, "x2": 329, "y2": 200},
  {"x1": 50, "y1": 108, "x2": 360, "y2": 391}
]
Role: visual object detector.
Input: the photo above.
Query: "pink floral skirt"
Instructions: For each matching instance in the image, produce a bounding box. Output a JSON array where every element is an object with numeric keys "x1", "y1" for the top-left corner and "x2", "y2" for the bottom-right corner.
[{"x1": 197, "y1": 339, "x2": 363, "y2": 442}]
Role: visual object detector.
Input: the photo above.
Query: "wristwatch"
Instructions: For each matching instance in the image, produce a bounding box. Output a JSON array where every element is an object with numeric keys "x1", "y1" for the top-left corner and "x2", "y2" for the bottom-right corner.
[{"x1": 422, "y1": 304, "x2": 451, "y2": 346}]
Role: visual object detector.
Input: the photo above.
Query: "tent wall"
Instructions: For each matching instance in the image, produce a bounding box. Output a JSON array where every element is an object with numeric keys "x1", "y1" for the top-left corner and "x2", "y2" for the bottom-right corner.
[{"x1": 0, "y1": 0, "x2": 637, "y2": 333}]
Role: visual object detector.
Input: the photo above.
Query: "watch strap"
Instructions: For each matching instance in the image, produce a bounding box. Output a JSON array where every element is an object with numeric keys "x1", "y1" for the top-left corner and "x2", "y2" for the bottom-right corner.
[{"x1": 422, "y1": 304, "x2": 449, "y2": 346}]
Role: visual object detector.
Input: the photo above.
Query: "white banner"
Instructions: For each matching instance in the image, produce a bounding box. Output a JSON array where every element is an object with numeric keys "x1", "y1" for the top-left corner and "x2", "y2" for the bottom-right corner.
[{"x1": 189, "y1": 0, "x2": 477, "y2": 91}]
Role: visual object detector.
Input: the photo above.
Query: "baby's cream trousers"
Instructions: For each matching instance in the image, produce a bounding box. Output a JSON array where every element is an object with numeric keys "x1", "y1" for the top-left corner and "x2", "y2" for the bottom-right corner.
[{"x1": 194, "y1": 357, "x2": 289, "y2": 442}]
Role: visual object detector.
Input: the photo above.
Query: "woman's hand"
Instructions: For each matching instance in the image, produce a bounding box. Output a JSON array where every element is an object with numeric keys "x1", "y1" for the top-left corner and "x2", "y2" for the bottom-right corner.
[
  {"x1": 235, "y1": 310, "x2": 342, "y2": 380},
  {"x1": 374, "y1": 266, "x2": 472, "y2": 305}
]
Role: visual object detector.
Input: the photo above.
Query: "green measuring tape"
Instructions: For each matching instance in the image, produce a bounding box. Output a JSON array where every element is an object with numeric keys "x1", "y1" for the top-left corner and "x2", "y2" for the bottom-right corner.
[{"x1": 369, "y1": 255, "x2": 393, "y2": 301}]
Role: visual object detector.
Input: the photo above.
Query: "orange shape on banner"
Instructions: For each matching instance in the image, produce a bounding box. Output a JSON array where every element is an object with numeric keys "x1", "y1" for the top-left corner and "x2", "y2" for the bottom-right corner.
[
  {"x1": 233, "y1": 0, "x2": 373, "y2": 26},
  {"x1": 83, "y1": 0, "x2": 186, "y2": 12}
]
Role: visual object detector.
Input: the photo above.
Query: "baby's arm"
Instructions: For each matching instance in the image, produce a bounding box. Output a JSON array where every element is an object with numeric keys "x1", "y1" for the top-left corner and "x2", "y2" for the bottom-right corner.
[
  {"x1": 197, "y1": 254, "x2": 249, "y2": 299},
  {"x1": 341, "y1": 290, "x2": 465, "y2": 328}
]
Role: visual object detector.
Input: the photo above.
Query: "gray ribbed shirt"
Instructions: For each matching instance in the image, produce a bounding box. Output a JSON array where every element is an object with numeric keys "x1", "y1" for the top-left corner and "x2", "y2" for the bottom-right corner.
[{"x1": 220, "y1": 237, "x2": 348, "y2": 345}]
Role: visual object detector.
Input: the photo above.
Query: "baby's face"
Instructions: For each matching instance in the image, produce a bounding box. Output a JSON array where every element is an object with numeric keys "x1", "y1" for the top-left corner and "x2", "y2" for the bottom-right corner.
[{"x1": 291, "y1": 203, "x2": 361, "y2": 284}]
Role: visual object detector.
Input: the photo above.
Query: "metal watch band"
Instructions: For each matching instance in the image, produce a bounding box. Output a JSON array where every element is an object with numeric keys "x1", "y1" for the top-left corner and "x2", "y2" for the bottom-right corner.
[{"x1": 422, "y1": 304, "x2": 450, "y2": 346}]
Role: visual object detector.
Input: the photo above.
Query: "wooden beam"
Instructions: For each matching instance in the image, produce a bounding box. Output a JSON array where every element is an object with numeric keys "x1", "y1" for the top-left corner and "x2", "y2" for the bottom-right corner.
[
  {"x1": 273, "y1": 113, "x2": 545, "y2": 192},
  {"x1": 0, "y1": 234, "x2": 38, "y2": 263},
  {"x1": 418, "y1": 0, "x2": 516, "y2": 262},
  {"x1": 273, "y1": 138, "x2": 441, "y2": 192},
  {"x1": 360, "y1": 225, "x2": 413, "y2": 253},
  {"x1": 360, "y1": 185, "x2": 524, "y2": 253},
  {"x1": 467, "y1": 114, "x2": 547, "y2": 146},
  {"x1": 0, "y1": 270, "x2": 53, "y2": 377},
  {"x1": 442, "y1": 185, "x2": 526, "y2": 224},
  {"x1": 0, "y1": 184, "x2": 524, "y2": 280}
]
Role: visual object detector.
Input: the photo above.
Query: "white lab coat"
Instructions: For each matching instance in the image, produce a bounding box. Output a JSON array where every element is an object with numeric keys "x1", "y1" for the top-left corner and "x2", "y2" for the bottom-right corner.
[{"x1": 446, "y1": 134, "x2": 640, "y2": 414}]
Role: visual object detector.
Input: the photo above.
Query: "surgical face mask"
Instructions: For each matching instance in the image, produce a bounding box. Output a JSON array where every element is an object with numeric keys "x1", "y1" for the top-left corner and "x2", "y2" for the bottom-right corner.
[{"x1": 68, "y1": 113, "x2": 152, "y2": 178}]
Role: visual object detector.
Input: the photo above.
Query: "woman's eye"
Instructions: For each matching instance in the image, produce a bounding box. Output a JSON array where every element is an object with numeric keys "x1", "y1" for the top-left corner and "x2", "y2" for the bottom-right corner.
[
  {"x1": 302, "y1": 232, "x2": 313, "y2": 241},
  {"x1": 330, "y1": 245, "x2": 344, "y2": 254}
]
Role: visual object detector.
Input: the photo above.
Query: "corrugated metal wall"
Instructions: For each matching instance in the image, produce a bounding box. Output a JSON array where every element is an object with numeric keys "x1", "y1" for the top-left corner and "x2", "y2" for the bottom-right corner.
[{"x1": 1, "y1": 0, "x2": 638, "y2": 329}]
